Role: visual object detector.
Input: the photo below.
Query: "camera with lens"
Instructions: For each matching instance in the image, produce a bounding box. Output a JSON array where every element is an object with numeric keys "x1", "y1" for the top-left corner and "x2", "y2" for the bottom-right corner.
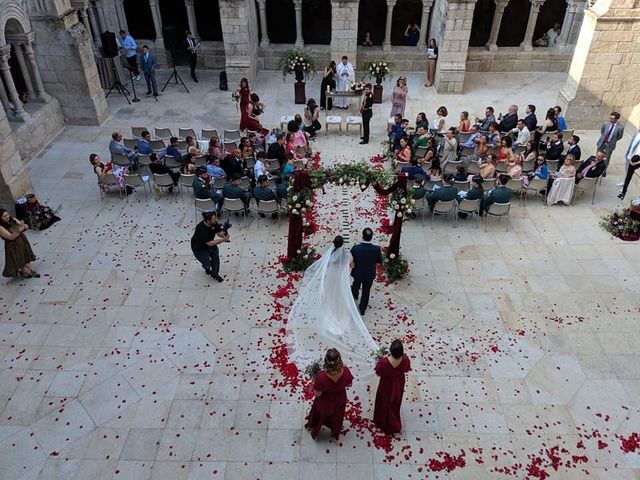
[{"x1": 221, "y1": 220, "x2": 232, "y2": 234}]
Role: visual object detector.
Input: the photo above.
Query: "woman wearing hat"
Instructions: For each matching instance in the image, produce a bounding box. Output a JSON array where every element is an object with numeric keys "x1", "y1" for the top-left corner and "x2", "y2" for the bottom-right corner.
[{"x1": 390, "y1": 77, "x2": 408, "y2": 118}]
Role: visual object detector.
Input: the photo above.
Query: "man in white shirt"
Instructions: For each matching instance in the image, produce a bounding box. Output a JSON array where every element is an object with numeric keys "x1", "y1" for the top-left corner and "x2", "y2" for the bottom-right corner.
[
  {"x1": 547, "y1": 23, "x2": 561, "y2": 47},
  {"x1": 334, "y1": 56, "x2": 354, "y2": 109},
  {"x1": 511, "y1": 119, "x2": 530, "y2": 147}
]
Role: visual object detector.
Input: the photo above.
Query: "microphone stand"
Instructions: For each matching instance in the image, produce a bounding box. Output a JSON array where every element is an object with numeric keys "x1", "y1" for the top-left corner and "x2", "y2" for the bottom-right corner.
[{"x1": 125, "y1": 65, "x2": 140, "y2": 103}]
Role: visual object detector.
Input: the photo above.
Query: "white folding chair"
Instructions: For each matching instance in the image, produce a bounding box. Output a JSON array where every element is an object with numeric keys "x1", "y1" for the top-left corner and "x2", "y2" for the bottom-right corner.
[
  {"x1": 457, "y1": 197, "x2": 481, "y2": 227},
  {"x1": 256, "y1": 200, "x2": 280, "y2": 227},
  {"x1": 223, "y1": 129, "x2": 242, "y2": 143},
  {"x1": 431, "y1": 199, "x2": 457, "y2": 228},
  {"x1": 201, "y1": 128, "x2": 219, "y2": 141},
  {"x1": 124, "y1": 138, "x2": 138, "y2": 150},
  {"x1": 412, "y1": 196, "x2": 427, "y2": 223},
  {"x1": 111, "y1": 152, "x2": 132, "y2": 168},
  {"x1": 571, "y1": 176, "x2": 599, "y2": 205},
  {"x1": 150, "y1": 139, "x2": 166, "y2": 153},
  {"x1": 132, "y1": 126, "x2": 148, "y2": 138},
  {"x1": 223, "y1": 197, "x2": 247, "y2": 226},
  {"x1": 195, "y1": 198, "x2": 216, "y2": 222},
  {"x1": 154, "y1": 127, "x2": 173, "y2": 140},
  {"x1": 152, "y1": 173, "x2": 175, "y2": 199},
  {"x1": 179, "y1": 128, "x2": 197, "y2": 140},
  {"x1": 99, "y1": 173, "x2": 124, "y2": 199},
  {"x1": 484, "y1": 202, "x2": 511, "y2": 231},
  {"x1": 124, "y1": 173, "x2": 150, "y2": 202},
  {"x1": 179, "y1": 173, "x2": 195, "y2": 200}
]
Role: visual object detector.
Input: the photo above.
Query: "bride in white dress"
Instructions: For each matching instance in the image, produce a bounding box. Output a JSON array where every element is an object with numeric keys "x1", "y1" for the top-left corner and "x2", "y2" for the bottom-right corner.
[{"x1": 287, "y1": 236, "x2": 379, "y2": 371}]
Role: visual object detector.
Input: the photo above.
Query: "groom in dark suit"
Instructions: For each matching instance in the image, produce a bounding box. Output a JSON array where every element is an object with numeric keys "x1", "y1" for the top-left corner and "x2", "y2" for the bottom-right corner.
[{"x1": 350, "y1": 227, "x2": 383, "y2": 315}]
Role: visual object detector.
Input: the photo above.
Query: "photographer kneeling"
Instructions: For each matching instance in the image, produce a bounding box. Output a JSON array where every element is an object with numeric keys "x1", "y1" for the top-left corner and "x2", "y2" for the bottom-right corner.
[{"x1": 191, "y1": 211, "x2": 230, "y2": 283}]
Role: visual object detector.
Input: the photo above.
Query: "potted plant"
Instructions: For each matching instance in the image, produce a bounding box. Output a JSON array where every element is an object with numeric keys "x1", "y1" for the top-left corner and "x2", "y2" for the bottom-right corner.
[
  {"x1": 362, "y1": 61, "x2": 392, "y2": 104},
  {"x1": 278, "y1": 49, "x2": 316, "y2": 104}
]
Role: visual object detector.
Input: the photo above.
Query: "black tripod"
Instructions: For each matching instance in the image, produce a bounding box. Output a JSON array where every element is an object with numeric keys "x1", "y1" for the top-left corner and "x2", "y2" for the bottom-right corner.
[
  {"x1": 105, "y1": 57, "x2": 131, "y2": 104},
  {"x1": 124, "y1": 65, "x2": 141, "y2": 103},
  {"x1": 162, "y1": 48, "x2": 190, "y2": 94}
]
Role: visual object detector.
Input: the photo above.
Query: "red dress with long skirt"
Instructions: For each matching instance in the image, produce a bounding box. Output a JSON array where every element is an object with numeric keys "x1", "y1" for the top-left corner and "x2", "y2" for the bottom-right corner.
[
  {"x1": 373, "y1": 355, "x2": 411, "y2": 434},
  {"x1": 239, "y1": 87, "x2": 250, "y2": 131},
  {"x1": 305, "y1": 367, "x2": 354, "y2": 440}
]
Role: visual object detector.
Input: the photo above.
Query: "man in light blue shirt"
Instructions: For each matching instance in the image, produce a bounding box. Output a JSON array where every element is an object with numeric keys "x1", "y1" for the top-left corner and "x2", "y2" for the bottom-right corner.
[{"x1": 119, "y1": 29, "x2": 140, "y2": 80}]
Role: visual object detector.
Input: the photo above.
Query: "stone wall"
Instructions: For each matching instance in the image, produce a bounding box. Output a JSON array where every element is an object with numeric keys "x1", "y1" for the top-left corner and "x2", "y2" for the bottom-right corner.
[
  {"x1": 258, "y1": 44, "x2": 331, "y2": 72},
  {"x1": 31, "y1": 11, "x2": 108, "y2": 125},
  {"x1": 559, "y1": 0, "x2": 640, "y2": 130},
  {"x1": 329, "y1": 0, "x2": 359, "y2": 67},
  {"x1": 0, "y1": 108, "x2": 33, "y2": 206},
  {"x1": 357, "y1": 47, "x2": 426, "y2": 72},
  {"x1": 466, "y1": 47, "x2": 572, "y2": 72},
  {"x1": 219, "y1": 0, "x2": 259, "y2": 85},
  {"x1": 13, "y1": 100, "x2": 65, "y2": 166}
]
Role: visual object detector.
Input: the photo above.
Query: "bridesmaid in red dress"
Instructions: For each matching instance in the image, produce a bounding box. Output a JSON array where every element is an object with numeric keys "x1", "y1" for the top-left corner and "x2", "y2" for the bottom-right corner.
[
  {"x1": 373, "y1": 339, "x2": 411, "y2": 434},
  {"x1": 305, "y1": 348, "x2": 354, "y2": 440},
  {"x1": 237, "y1": 78, "x2": 250, "y2": 131}
]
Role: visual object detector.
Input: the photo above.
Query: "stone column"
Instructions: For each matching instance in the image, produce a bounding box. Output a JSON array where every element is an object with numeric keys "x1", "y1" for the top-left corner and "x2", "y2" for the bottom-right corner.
[
  {"x1": 383, "y1": 0, "x2": 396, "y2": 52},
  {"x1": 219, "y1": 0, "x2": 260, "y2": 85},
  {"x1": 431, "y1": 0, "x2": 477, "y2": 93},
  {"x1": 23, "y1": 39, "x2": 51, "y2": 102},
  {"x1": 114, "y1": 0, "x2": 128, "y2": 31},
  {"x1": 11, "y1": 44, "x2": 34, "y2": 98},
  {"x1": 520, "y1": 0, "x2": 545, "y2": 51},
  {"x1": 485, "y1": 0, "x2": 509, "y2": 51},
  {"x1": 417, "y1": 0, "x2": 434, "y2": 51},
  {"x1": 0, "y1": 104, "x2": 33, "y2": 203},
  {"x1": 256, "y1": 0, "x2": 270, "y2": 47},
  {"x1": 555, "y1": 0, "x2": 578, "y2": 49},
  {"x1": 0, "y1": 46, "x2": 28, "y2": 121},
  {"x1": 559, "y1": 0, "x2": 640, "y2": 130},
  {"x1": 185, "y1": 0, "x2": 199, "y2": 37},
  {"x1": 329, "y1": 0, "x2": 359, "y2": 66},
  {"x1": 95, "y1": 0, "x2": 109, "y2": 33},
  {"x1": 293, "y1": 0, "x2": 303, "y2": 48},
  {"x1": 0, "y1": 77, "x2": 13, "y2": 113},
  {"x1": 149, "y1": 0, "x2": 164, "y2": 45},
  {"x1": 87, "y1": 6, "x2": 102, "y2": 47}
]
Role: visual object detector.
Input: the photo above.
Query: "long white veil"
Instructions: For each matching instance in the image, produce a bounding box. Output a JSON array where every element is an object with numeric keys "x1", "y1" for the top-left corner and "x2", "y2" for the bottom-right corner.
[{"x1": 287, "y1": 245, "x2": 379, "y2": 375}]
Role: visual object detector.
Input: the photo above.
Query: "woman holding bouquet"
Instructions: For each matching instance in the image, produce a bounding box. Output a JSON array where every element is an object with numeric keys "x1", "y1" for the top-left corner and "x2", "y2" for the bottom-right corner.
[
  {"x1": 305, "y1": 348, "x2": 354, "y2": 440},
  {"x1": 237, "y1": 78, "x2": 251, "y2": 131},
  {"x1": 373, "y1": 339, "x2": 411, "y2": 434},
  {"x1": 390, "y1": 76, "x2": 408, "y2": 118}
]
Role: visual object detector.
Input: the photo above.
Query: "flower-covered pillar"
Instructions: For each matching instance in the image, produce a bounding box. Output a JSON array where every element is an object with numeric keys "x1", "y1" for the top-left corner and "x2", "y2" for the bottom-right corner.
[
  {"x1": 373, "y1": 175, "x2": 408, "y2": 257},
  {"x1": 287, "y1": 170, "x2": 313, "y2": 260}
]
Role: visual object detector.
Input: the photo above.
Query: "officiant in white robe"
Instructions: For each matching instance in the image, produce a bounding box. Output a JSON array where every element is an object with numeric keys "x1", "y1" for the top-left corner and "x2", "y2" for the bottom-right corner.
[{"x1": 335, "y1": 56, "x2": 355, "y2": 109}]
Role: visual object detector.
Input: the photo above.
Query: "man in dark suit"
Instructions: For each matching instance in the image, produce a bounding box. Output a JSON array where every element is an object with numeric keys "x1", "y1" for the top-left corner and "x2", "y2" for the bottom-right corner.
[
  {"x1": 222, "y1": 149, "x2": 246, "y2": 179},
  {"x1": 267, "y1": 133, "x2": 287, "y2": 168},
  {"x1": 426, "y1": 173, "x2": 458, "y2": 211},
  {"x1": 484, "y1": 174, "x2": 513, "y2": 213},
  {"x1": 524, "y1": 104, "x2": 537, "y2": 132},
  {"x1": 497, "y1": 104, "x2": 518, "y2": 132},
  {"x1": 193, "y1": 167, "x2": 223, "y2": 209},
  {"x1": 564, "y1": 135, "x2": 581, "y2": 161},
  {"x1": 360, "y1": 83, "x2": 374, "y2": 145},
  {"x1": 401, "y1": 158, "x2": 428, "y2": 181},
  {"x1": 254, "y1": 175, "x2": 278, "y2": 218},
  {"x1": 222, "y1": 176, "x2": 251, "y2": 213},
  {"x1": 140, "y1": 45, "x2": 158, "y2": 97},
  {"x1": 596, "y1": 111, "x2": 624, "y2": 170},
  {"x1": 545, "y1": 133, "x2": 564, "y2": 162},
  {"x1": 575, "y1": 150, "x2": 606, "y2": 184},
  {"x1": 184, "y1": 30, "x2": 199, "y2": 83},
  {"x1": 350, "y1": 227, "x2": 383, "y2": 315}
]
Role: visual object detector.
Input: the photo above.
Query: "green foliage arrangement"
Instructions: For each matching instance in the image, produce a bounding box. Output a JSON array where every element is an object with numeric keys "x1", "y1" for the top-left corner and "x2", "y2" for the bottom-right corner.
[
  {"x1": 599, "y1": 208, "x2": 640, "y2": 240},
  {"x1": 283, "y1": 244, "x2": 318, "y2": 272},
  {"x1": 362, "y1": 60, "x2": 393, "y2": 82},
  {"x1": 383, "y1": 251, "x2": 409, "y2": 283},
  {"x1": 278, "y1": 49, "x2": 316, "y2": 80}
]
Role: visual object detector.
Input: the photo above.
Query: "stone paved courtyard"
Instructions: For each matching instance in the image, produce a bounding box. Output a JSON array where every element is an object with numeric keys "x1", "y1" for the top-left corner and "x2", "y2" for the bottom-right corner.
[{"x1": 1, "y1": 69, "x2": 639, "y2": 480}]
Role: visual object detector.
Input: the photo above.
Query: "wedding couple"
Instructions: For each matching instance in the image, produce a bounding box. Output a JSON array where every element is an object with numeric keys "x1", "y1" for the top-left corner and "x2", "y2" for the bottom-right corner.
[{"x1": 287, "y1": 228, "x2": 383, "y2": 370}]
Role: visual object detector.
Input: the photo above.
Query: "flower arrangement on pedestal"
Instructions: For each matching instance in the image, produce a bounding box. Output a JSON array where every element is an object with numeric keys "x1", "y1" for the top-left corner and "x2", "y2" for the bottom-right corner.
[
  {"x1": 284, "y1": 244, "x2": 318, "y2": 272},
  {"x1": 362, "y1": 60, "x2": 393, "y2": 84},
  {"x1": 599, "y1": 206, "x2": 640, "y2": 241},
  {"x1": 278, "y1": 49, "x2": 316, "y2": 82}
]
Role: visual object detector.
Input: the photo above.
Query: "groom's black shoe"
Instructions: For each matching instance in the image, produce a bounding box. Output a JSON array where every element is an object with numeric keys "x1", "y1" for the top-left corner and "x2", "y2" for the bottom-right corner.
[{"x1": 359, "y1": 306, "x2": 366, "y2": 315}]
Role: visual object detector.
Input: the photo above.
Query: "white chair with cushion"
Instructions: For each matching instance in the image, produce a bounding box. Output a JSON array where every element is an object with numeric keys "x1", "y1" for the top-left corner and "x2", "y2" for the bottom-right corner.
[
  {"x1": 325, "y1": 115, "x2": 342, "y2": 133},
  {"x1": 346, "y1": 116, "x2": 362, "y2": 135}
]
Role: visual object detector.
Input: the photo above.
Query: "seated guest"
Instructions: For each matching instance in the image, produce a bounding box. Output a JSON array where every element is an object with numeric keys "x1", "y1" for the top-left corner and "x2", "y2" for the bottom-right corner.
[
  {"x1": 223, "y1": 175, "x2": 251, "y2": 212},
  {"x1": 554, "y1": 105, "x2": 568, "y2": 131},
  {"x1": 524, "y1": 104, "x2": 538, "y2": 133},
  {"x1": 478, "y1": 154, "x2": 497, "y2": 179},
  {"x1": 512, "y1": 119, "x2": 531, "y2": 147},
  {"x1": 254, "y1": 151, "x2": 270, "y2": 179},
  {"x1": 458, "y1": 111, "x2": 471, "y2": 132},
  {"x1": 165, "y1": 137, "x2": 184, "y2": 163},
  {"x1": 287, "y1": 120, "x2": 308, "y2": 148},
  {"x1": 294, "y1": 114, "x2": 304, "y2": 132},
  {"x1": 412, "y1": 125, "x2": 430, "y2": 153},
  {"x1": 254, "y1": 175, "x2": 278, "y2": 216},
  {"x1": 303, "y1": 98, "x2": 321, "y2": 139},
  {"x1": 206, "y1": 156, "x2": 226, "y2": 178},
  {"x1": 240, "y1": 137, "x2": 255, "y2": 158},
  {"x1": 498, "y1": 136, "x2": 514, "y2": 165},
  {"x1": 475, "y1": 135, "x2": 489, "y2": 160},
  {"x1": 426, "y1": 173, "x2": 457, "y2": 210},
  {"x1": 193, "y1": 167, "x2": 223, "y2": 207},
  {"x1": 275, "y1": 176, "x2": 289, "y2": 201},
  {"x1": 506, "y1": 154, "x2": 523, "y2": 179},
  {"x1": 389, "y1": 113, "x2": 402, "y2": 137},
  {"x1": 544, "y1": 132, "x2": 564, "y2": 162},
  {"x1": 149, "y1": 153, "x2": 180, "y2": 186},
  {"x1": 476, "y1": 106, "x2": 496, "y2": 132},
  {"x1": 419, "y1": 137, "x2": 438, "y2": 165},
  {"x1": 460, "y1": 175, "x2": 484, "y2": 201},
  {"x1": 401, "y1": 158, "x2": 428, "y2": 181},
  {"x1": 415, "y1": 112, "x2": 429, "y2": 131},
  {"x1": 267, "y1": 132, "x2": 287, "y2": 168},
  {"x1": 208, "y1": 137, "x2": 222, "y2": 158},
  {"x1": 282, "y1": 152, "x2": 295, "y2": 180},
  {"x1": 523, "y1": 155, "x2": 549, "y2": 189},
  {"x1": 497, "y1": 105, "x2": 518, "y2": 132},
  {"x1": 181, "y1": 154, "x2": 196, "y2": 174},
  {"x1": 109, "y1": 132, "x2": 138, "y2": 168},
  {"x1": 137, "y1": 131, "x2": 155, "y2": 156},
  {"x1": 222, "y1": 149, "x2": 246, "y2": 179},
  {"x1": 433, "y1": 106, "x2": 449, "y2": 134},
  {"x1": 487, "y1": 122, "x2": 501, "y2": 147},
  {"x1": 90, "y1": 153, "x2": 128, "y2": 193},
  {"x1": 427, "y1": 157, "x2": 442, "y2": 181},
  {"x1": 396, "y1": 137, "x2": 412, "y2": 163},
  {"x1": 284, "y1": 132, "x2": 296, "y2": 155},
  {"x1": 412, "y1": 178, "x2": 428, "y2": 199},
  {"x1": 523, "y1": 140, "x2": 537, "y2": 163},
  {"x1": 546, "y1": 155, "x2": 577, "y2": 204},
  {"x1": 484, "y1": 174, "x2": 513, "y2": 213},
  {"x1": 575, "y1": 150, "x2": 606, "y2": 183},
  {"x1": 534, "y1": 108, "x2": 558, "y2": 147},
  {"x1": 453, "y1": 165, "x2": 467, "y2": 182},
  {"x1": 564, "y1": 134, "x2": 581, "y2": 161},
  {"x1": 186, "y1": 136, "x2": 202, "y2": 156},
  {"x1": 392, "y1": 118, "x2": 410, "y2": 151},
  {"x1": 461, "y1": 124, "x2": 483, "y2": 149}
]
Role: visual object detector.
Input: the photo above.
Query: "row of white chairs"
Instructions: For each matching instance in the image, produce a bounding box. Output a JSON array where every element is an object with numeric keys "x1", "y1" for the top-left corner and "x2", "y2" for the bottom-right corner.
[{"x1": 408, "y1": 196, "x2": 511, "y2": 231}]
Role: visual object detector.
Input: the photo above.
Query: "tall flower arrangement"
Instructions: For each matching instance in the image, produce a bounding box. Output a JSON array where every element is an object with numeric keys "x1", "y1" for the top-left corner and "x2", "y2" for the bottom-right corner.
[
  {"x1": 362, "y1": 60, "x2": 393, "y2": 82},
  {"x1": 278, "y1": 49, "x2": 316, "y2": 81}
]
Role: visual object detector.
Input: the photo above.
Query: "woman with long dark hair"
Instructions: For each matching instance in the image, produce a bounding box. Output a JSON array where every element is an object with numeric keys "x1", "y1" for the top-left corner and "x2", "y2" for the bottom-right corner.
[
  {"x1": 237, "y1": 78, "x2": 251, "y2": 131},
  {"x1": 319, "y1": 61, "x2": 336, "y2": 111},
  {"x1": 373, "y1": 339, "x2": 411, "y2": 434},
  {"x1": 0, "y1": 208, "x2": 39, "y2": 278}
]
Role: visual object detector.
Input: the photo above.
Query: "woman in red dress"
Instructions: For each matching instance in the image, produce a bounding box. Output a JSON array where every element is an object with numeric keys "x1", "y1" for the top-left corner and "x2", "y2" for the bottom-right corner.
[
  {"x1": 305, "y1": 348, "x2": 354, "y2": 440},
  {"x1": 373, "y1": 339, "x2": 411, "y2": 434},
  {"x1": 237, "y1": 78, "x2": 250, "y2": 131}
]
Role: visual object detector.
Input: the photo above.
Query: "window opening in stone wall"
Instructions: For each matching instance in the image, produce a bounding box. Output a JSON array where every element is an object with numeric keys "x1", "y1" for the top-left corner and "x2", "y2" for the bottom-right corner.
[
  {"x1": 358, "y1": 0, "x2": 386, "y2": 46},
  {"x1": 302, "y1": 0, "x2": 331, "y2": 44}
]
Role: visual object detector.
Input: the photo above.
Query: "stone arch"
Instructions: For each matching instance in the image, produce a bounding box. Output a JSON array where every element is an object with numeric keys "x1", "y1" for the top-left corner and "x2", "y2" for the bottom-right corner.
[
  {"x1": 0, "y1": 2, "x2": 31, "y2": 46},
  {"x1": 266, "y1": 0, "x2": 295, "y2": 43},
  {"x1": 391, "y1": 0, "x2": 423, "y2": 46},
  {"x1": 195, "y1": 0, "x2": 223, "y2": 41},
  {"x1": 532, "y1": 0, "x2": 568, "y2": 44},
  {"x1": 302, "y1": 0, "x2": 331, "y2": 45},
  {"x1": 496, "y1": 0, "x2": 531, "y2": 46},
  {"x1": 123, "y1": 0, "x2": 155, "y2": 40},
  {"x1": 469, "y1": 0, "x2": 495, "y2": 46},
  {"x1": 358, "y1": 0, "x2": 386, "y2": 46}
]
